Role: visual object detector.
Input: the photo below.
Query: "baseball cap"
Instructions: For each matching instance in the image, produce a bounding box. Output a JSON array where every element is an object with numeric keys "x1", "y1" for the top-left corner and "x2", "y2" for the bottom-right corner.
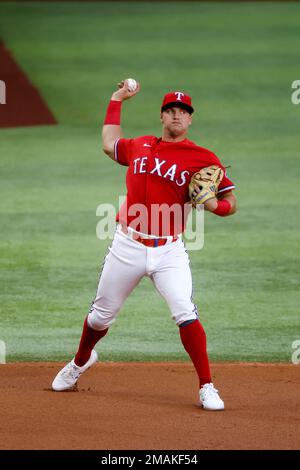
[{"x1": 161, "y1": 91, "x2": 194, "y2": 114}]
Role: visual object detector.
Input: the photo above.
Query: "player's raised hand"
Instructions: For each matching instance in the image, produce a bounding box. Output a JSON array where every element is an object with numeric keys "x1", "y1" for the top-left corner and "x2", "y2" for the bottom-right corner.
[{"x1": 111, "y1": 78, "x2": 141, "y2": 101}]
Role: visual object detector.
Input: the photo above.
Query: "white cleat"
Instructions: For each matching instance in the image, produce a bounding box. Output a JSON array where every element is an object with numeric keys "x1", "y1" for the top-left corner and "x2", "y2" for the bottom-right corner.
[
  {"x1": 199, "y1": 383, "x2": 225, "y2": 411},
  {"x1": 52, "y1": 350, "x2": 98, "y2": 391}
]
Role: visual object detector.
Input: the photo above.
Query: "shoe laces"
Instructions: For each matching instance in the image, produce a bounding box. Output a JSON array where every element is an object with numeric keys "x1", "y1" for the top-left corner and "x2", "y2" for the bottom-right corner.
[
  {"x1": 201, "y1": 383, "x2": 219, "y2": 398},
  {"x1": 61, "y1": 362, "x2": 82, "y2": 383}
]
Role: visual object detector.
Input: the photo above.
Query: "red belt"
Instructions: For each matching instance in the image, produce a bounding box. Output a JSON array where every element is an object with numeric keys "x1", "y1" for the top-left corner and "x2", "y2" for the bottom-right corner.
[{"x1": 121, "y1": 226, "x2": 177, "y2": 247}]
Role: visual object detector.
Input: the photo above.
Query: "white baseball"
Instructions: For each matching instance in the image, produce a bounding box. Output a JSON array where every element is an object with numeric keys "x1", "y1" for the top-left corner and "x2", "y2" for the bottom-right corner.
[{"x1": 126, "y1": 78, "x2": 138, "y2": 92}]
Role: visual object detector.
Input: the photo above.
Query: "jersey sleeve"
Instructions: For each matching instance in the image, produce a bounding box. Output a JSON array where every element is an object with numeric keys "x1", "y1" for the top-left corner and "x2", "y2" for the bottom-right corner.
[
  {"x1": 218, "y1": 168, "x2": 235, "y2": 194},
  {"x1": 114, "y1": 138, "x2": 134, "y2": 166}
]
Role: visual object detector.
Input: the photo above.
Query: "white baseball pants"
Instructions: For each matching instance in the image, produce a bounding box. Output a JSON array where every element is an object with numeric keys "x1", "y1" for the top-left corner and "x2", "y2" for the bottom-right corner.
[{"x1": 88, "y1": 224, "x2": 198, "y2": 330}]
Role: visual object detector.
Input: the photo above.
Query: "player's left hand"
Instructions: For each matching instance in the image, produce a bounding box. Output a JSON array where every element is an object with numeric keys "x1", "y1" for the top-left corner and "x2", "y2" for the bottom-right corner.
[{"x1": 189, "y1": 165, "x2": 224, "y2": 207}]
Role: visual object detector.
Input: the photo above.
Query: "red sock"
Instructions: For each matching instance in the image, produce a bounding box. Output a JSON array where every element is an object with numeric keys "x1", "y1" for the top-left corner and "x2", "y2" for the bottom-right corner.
[
  {"x1": 179, "y1": 319, "x2": 212, "y2": 387},
  {"x1": 74, "y1": 317, "x2": 108, "y2": 367}
]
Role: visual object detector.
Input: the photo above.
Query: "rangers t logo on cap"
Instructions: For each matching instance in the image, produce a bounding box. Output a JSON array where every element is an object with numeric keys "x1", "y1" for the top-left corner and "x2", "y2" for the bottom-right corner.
[{"x1": 175, "y1": 92, "x2": 184, "y2": 101}]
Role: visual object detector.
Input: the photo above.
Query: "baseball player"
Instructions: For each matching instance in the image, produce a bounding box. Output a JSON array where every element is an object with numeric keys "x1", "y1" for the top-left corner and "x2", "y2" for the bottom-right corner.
[{"x1": 52, "y1": 80, "x2": 237, "y2": 411}]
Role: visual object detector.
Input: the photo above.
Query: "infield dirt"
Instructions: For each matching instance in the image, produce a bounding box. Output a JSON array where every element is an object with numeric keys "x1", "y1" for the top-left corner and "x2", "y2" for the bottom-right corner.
[
  {"x1": 0, "y1": 362, "x2": 299, "y2": 450},
  {"x1": 0, "y1": 41, "x2": 56, "y2": 128}
]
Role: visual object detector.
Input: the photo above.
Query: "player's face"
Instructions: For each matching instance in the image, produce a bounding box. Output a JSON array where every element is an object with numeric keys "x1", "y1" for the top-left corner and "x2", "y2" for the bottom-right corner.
[{"x1": 160, "y1": 107, "x2": 192, "y2": 138}]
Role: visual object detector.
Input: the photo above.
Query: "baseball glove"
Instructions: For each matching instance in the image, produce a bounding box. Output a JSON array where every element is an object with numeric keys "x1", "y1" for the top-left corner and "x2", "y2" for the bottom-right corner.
[{"x1": 189, "y1": 165, "x2": 224, "y2": 207}]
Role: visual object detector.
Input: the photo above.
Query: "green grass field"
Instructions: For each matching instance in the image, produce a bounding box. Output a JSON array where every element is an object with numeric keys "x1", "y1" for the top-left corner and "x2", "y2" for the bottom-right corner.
[{"x1": 0, "y1": 2, "x2": 299, "y2": 362}]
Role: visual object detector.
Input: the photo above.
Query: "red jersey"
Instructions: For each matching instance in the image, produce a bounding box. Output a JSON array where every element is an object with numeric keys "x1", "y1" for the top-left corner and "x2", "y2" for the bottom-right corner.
[{"x1": 114, "y1": 135, "x2": 235, "y2": 236}]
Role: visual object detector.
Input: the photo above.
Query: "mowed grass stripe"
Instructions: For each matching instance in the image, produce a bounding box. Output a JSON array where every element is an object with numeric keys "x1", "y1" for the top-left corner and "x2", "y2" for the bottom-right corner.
[{"x1": 0, "y1": 2, "x2": 299, "y2": 361}]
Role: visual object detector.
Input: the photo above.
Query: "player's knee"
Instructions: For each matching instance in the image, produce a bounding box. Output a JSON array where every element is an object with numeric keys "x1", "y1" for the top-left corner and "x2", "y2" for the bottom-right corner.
[
  {"x1": 173, "y1": 312, "x2": 198, "y2": 327},
  {"x1": 172, "y1": 304, "x2": 199, "y2": 326},
  {"x1": 88, "y1": 307, "x2": 119, "y2": 331}
]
